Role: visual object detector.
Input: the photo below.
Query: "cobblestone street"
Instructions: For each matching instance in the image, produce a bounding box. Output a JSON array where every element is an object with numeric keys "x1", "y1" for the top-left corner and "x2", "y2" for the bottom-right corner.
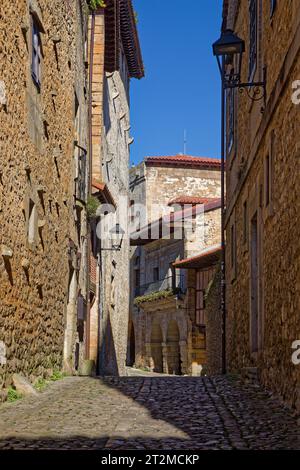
[{"x1": 0, "y1": 372, "x2": 298, "y2": 450}]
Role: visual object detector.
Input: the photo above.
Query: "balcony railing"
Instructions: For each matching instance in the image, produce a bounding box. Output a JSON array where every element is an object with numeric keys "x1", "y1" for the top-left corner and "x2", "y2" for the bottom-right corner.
[{"x1": 134, "y1": 274, "x2": 185, "y2": 298}]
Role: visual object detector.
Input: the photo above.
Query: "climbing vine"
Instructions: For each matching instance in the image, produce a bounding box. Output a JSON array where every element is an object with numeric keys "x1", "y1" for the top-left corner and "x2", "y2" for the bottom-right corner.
[{"x1": 88, "y1": 0, "x2": 106, "y2": 10}]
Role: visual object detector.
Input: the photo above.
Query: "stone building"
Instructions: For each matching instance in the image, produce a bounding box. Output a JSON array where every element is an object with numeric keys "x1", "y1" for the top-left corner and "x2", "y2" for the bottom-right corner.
[
  {"x1": 87, "y1": 0, "x2": 144, "y2": 376},
  {"x1": 129, "y1": 155, "x2": 222, "y2": 374},
  {"x1": 0, "y1": 0, "x2": 90, "y2": 392},
  {"x1": 222, "y1": 0, "x2": 300, "y2": 410}
]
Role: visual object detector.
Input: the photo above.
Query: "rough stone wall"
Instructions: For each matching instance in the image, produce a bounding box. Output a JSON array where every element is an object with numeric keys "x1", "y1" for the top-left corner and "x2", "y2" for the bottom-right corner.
[
  {"x1": 225, "y1": 1, "x2": 300, "y2": 410},
  {"x1": 145, "y1": 166, "x2": 221, "y2": 222},
  {"x1": 98, "y1": 62, "x2": 131, "y2": 376},
  {"x1": 129, "y1": 163, "x2": 221, "y2": 225},
  {"x1": 206, "y1": 267, "x2": 222, "y2": 376},
  {"x1": 185, "y1": 208, "x2": 221, "y2": 258},
  {"x1": 0, "y1": 0, "x2": 89, "y2": 391}
]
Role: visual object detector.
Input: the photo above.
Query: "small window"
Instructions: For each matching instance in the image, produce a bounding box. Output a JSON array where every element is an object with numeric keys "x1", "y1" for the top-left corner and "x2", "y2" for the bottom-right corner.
[
  {"x1": 231, "y1": 223, "x2": 237, "y2": 277},
  {"x1": 153, "y1": 267, "x2": 159, "y2": 282},
  {"x1": 28, "y1": 199, "x2": 36, "y2": 244},
  {"x1": 249, "y1": 0, "x2": 257, "y2": 79},
  {"x1": 195, "y1": 271, "x2": 206, "y2": 326},
  {"x1": 243, "y1": 201, "x2": 248, "y2": 244},
  {"x1": 270, "y1": 0, "x2": 277, "y2": 17},
  {"x1": 265, "y1": 154, "x2": 270, "y2": 207},
  {"x1": 227, "y1": 88, "x2": 235, "y2": 152},
  {"x1": 31, "y1": 16, "x2": 42, "y2": 88},
  {"x1": 134, "y1": 269, "x2": 140, "y2": 289}
]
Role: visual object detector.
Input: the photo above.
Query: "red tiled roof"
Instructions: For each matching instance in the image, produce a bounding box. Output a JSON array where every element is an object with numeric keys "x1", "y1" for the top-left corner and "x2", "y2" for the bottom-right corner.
[
  {"x1": 104, "y1": 0, "x2": 144, "y2": 79},
  {"x1": 173, "y1": 245, "x2": 221, "y2": 269},
  {"x1": 168, "y1": 196, "x2": 221, "y2": 207},
  {"x1": 145, "y1": 155, "x2": 221, "y2": 169},
  {"x1": 92, "y1": 180, "x2": 116, "y2": 208}
]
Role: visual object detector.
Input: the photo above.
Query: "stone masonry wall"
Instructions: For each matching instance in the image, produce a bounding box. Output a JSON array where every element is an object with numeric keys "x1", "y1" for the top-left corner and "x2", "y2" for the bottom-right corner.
[
  {"x1": 225, "y1": 1, "x2": 300, "y2": 410},
  {"x1": 146, "y1": 166, "x2": 221, "y2": 222},
  {"x1": 0, "y1": 0, "x2": 88, "y2": 392},
  {"x1": 206, "y1": 267, "x2": 222, "y2": 376},
  {"x1": 98, "y1": 63, "x2": 131, "y2": 376}
]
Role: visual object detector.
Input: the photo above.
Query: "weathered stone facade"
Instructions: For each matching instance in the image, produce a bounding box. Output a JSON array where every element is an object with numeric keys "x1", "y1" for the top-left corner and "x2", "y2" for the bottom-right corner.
[
  {"x1": 0, "y1": 0, "x2": 90, "y2": 393},
  {"x1": 130, "y1": 156, "x2": 222, "y2": 224},
  {"x1": 129, "y1": 156, "x2": 222, "y2": 375},
  {"x1": 87, "y1": 1, "x2": 144, "y2": 376},
  {"x1": 205, "y1": 266, "x2": 222, "y2": 376},
  {"x1": 223, "y1": 0, "x2": 300, "y2": 410}
]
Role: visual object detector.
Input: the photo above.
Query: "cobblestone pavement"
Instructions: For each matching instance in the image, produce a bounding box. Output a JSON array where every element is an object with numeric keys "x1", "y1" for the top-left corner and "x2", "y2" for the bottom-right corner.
[{"x1": 0, "y1": 373, "x2": 298, "y2": 450}]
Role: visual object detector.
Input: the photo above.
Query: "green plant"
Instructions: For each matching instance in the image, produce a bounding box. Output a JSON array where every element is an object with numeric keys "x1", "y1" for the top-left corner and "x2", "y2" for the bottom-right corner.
[
  {"x1": 86, "y1": 195, "x2": 100, "y2": 220},
  {"x1": 49, "y1": 370, "x2": 66, "y2": 381},
  {"x1": 88, "y1": 0, "x2": 106, "y2": 10},
  {"x1": 7, "y1": 387, "x2": 23, "y2": 403},
  {"x1": 34, "y1": 377, "x2": 48, "y2": 392},
  {"x1": 134, "y1": 289, "x2": 174, "y2": 306}
]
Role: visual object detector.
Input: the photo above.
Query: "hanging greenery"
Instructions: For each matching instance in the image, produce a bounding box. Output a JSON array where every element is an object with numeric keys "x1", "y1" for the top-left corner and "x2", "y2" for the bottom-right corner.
[
  {"x1": 86, "y1": 195, "x2": 100, "y2": 220},
  {"x1": 88, "y1": 0, "x2": 106, "y2": 11}
]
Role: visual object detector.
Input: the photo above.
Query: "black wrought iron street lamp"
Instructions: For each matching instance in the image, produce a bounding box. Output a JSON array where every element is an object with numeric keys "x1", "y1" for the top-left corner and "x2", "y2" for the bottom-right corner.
[
  {"x1": 101, "y1": 223, "x2": 125, "y2": 251},
  {"x1": 110, "y1": 223, "x2": 125, "y2": 251},
  {"x1": 212, "y1": 29, "x2": 266, "y2": 375}
]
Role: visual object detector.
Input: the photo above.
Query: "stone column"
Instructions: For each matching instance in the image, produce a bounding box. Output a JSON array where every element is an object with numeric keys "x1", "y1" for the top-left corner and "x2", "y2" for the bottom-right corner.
[
  {"x1": 179, "y1": 340, "x2": 188, "y2": 375},
  {"x1": 145, "y1": 342, "x2": 153, "y2": 370},
  {"x1": 162, "y1": 342, "x2": 168, "y2": 374}
]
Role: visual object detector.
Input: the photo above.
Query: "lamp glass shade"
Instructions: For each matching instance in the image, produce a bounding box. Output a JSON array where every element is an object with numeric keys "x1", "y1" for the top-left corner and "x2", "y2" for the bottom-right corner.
[
  {"x1": 110, "y1": 223, "x2": 125, "y2": 248},
  {"x1": 213, "y1": 29, "x2": 245, "y2": 57}
]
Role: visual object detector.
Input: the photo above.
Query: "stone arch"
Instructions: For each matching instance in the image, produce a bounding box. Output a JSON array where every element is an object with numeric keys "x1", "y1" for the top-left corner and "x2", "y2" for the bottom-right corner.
[
  {"x1": 150, "y1": 322, "x2": 163, "y2": 373},
  {"x1": 166, "y1": 320, "x2": 181, "y2": 375}
]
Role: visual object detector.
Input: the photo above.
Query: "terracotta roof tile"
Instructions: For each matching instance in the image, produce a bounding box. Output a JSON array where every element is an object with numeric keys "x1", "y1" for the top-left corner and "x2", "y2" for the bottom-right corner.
[
  {"x1": 145, "y1": 155, "x2": 221, "y2": 169},
  {"x1": 173, "y1": 245, "x2": 222, "y2": 269}
]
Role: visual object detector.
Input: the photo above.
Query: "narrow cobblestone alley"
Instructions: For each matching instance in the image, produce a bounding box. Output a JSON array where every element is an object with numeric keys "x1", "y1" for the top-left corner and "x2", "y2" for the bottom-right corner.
[{"x1": 0, "y1": 373, "x2": 298, "y2": 450}]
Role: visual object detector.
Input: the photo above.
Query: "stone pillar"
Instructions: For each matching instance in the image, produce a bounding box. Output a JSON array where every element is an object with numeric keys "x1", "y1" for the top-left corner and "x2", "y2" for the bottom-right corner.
[
  {"x1": 162, "y1": 342, "x2": 168, "y2": 374},
  {"x1": 145, "y1": 342, "x2": 153, "y2": 370},
  {"x1": 179, "y1": 340, "x2": 188, "y2": 375}
]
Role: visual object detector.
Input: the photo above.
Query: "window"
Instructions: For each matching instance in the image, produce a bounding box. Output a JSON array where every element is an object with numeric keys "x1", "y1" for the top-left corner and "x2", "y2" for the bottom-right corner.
[
  {"x1": 249, "y1": 0, "x2": 257, "y2": 79},
  {"x1": 270, "y1": 0, "x2": 277, "y2": 17},
  {"x1": 230, "y1": 222, "x2": 237, "y2": 278},
  {"x1": 153, "y1": 267, "x2": 159, "y2": 282},
  {"x1": 134, "y1": 269, "x2": 140, "y2": 289},
  {"x1": 196, "y1": 270, "x2": 208, "y2": 327},
  {"x1": 227, "y1": 88, "x2": 235, "y2": 152},
  {"x1": 243, "y1": 200, "x2": 248, "y2": 245},
  {"x1": 31, "y1": 16, "x2": 42, "y2": 88},
  {"x1": 265, "y1": 130, "x2": 274, "y2": 211},
  {"x1": 265, "y1": 155, "x2": 270, "y2": 207}
]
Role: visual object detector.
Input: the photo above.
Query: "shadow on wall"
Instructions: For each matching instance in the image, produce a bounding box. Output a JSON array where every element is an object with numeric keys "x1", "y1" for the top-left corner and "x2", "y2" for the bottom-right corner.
[{"x1": 99, "y1": 315, "x2": 119, "y2": 376}]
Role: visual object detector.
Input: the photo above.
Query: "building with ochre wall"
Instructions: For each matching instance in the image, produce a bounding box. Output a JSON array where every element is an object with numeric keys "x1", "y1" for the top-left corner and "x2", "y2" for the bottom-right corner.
[
  {"x1": 87, "y1": 0, "x2": 144, "y2": 376},
  {"x1": 223, "y1": 0, "x2": 300, "y2": 411},
  {"x1": 0, "y1": 0, "x2": 90, "y2": 395},
  {"x1": 129, "y1": 156, "x2": 222, "y2": 375}
]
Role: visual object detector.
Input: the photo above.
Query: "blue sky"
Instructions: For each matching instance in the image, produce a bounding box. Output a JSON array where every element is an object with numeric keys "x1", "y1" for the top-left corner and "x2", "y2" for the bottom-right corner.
[{"x1": 130, "y1": 0, "x2": 223, "y2": 165}]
